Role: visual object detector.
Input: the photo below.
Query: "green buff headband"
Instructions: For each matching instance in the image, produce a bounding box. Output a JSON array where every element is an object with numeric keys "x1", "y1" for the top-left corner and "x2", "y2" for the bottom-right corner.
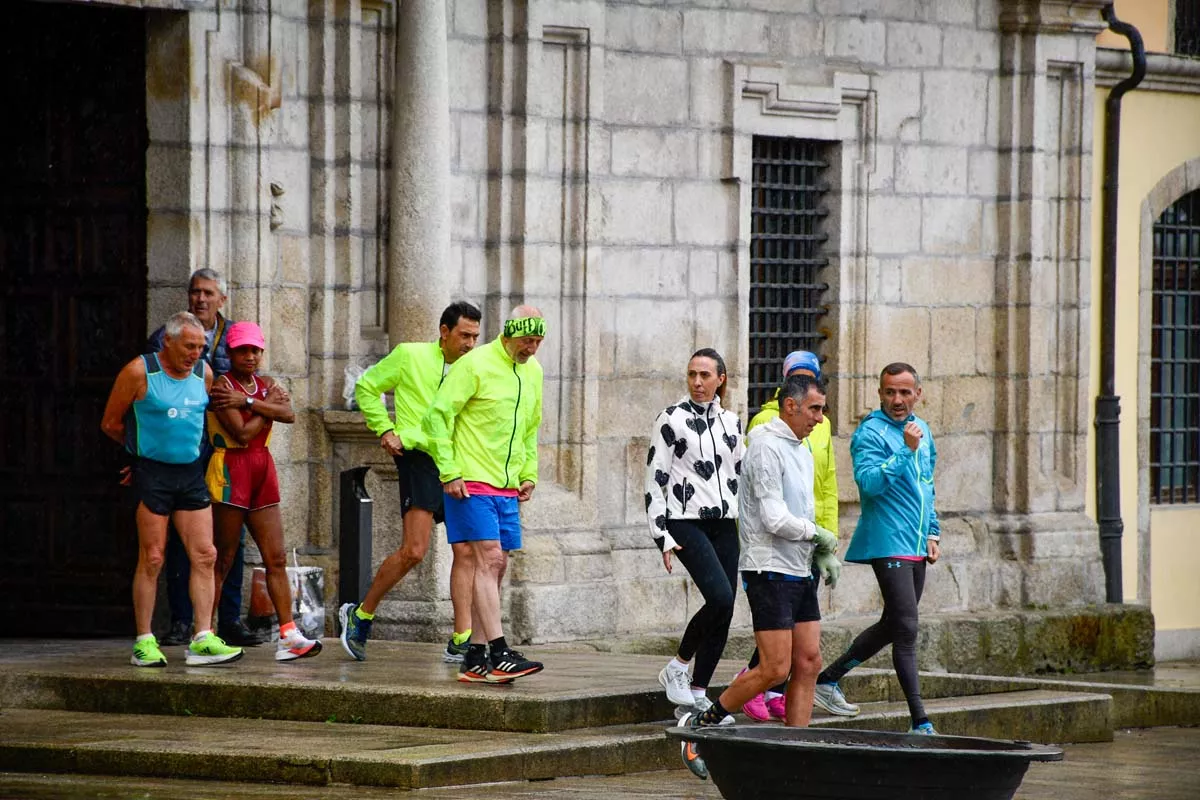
[{"x1": 503, "y1": 316, "x2": 546, "y2": 338}]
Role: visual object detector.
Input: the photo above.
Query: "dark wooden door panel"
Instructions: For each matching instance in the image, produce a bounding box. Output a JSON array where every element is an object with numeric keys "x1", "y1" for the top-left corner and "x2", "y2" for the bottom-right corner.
[{"x1": 0, "y1": 1, "x2": 148, "y2": 636}]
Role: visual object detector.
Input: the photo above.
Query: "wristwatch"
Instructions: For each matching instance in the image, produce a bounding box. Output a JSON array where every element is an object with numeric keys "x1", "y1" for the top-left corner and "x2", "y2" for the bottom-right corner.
[{"x1": 245, "y1": 396, "x2": 255, "y2": 408}]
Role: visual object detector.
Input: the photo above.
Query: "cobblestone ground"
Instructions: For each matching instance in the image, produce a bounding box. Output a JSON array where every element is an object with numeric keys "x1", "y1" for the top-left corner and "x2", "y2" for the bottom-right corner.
[{"x1": 1, "y1": 726, "x2": 1197, "y2": 800}]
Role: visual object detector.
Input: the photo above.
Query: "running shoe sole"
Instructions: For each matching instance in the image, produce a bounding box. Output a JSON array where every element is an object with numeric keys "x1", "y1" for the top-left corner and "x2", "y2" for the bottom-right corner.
[
  {"x1": 185, "y1": 649, "x2": 244, "y2": 666},
  {"x1": 459, "y1": 669, "x2": 513, "y2": 684},
  {"x1": 130, "y1": 655, "x2": 166, "y2": 668},
  {"x1": 338, "y1": 603, "x2": 365, "y2": 661},
  {"x1": 676, "y1": 713, "x2": 709, "y2": 780},
  {"x1": 443, "y1": 648, "x2": 466, "y2": 663},
  {"x1": 276, "y1": 639, "x2": 323, "y2": 661},
  {"x1": 486, "y1": 663, "x2": 542, "y2": 682}
]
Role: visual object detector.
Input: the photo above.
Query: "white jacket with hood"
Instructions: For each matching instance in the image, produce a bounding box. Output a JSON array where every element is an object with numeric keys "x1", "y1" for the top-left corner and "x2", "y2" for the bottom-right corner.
[
  {"x1": 739, "y1": 416, "x2": 820, "y2": 577},
  {"x1": 644, "y1": 396, "x2": 744, "y2": 551}
]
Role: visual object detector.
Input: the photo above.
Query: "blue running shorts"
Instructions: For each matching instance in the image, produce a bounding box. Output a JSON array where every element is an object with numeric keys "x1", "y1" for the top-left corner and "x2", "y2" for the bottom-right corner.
[{"x1": 443, "y1": 493, "x2": 522, "y2": 551}]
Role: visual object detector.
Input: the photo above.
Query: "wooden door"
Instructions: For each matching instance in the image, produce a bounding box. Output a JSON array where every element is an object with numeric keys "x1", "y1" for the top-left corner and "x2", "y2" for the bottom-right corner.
[{"x1": 0, "y1": 2, "x2": 148, "y2": 635}]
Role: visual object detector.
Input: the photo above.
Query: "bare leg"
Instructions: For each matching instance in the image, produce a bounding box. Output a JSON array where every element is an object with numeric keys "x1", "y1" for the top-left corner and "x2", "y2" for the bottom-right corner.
[
  {"x1": 246, "y1": 505, "x2": 293, "y2": 625},
  {"x1": 718, "y1": 629, "x2": 791, "y2": 713},
  {"x1": 784, "y1": 621, "x2": 822, "y2": 728},
  {"x1": 469, "y1": 539, "x2": 505, "y2": 641},
  {"x1": 361, "y1": 508, "x2": 434, "y2": 615},
  {"x1": 133, "y1": 504, "x2": 169, "y2": 636},
  {"x1": 449, "y1": 541, "x2": 476, "y2": 634},
  {"x1": 173, "y1": 507, "x2": 217, "y2": 635}
]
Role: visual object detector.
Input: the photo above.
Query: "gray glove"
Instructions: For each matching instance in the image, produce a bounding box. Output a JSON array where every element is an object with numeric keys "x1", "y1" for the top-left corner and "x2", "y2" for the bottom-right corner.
[
  {"x1": 812, "y1": 526, "x2": 838, "y2": 554},
  {"x1": 813, "y1": 550, "x2": 842, "y2": 588}
]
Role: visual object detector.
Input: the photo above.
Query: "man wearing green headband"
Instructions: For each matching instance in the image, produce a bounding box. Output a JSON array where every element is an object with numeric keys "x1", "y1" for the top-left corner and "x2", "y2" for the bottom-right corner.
[{"x1": 423, "y1": 304, "x2": 546, "y2": 683}]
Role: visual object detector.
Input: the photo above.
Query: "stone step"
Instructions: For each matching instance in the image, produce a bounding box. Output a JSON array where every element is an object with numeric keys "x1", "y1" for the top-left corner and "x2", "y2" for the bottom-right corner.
[{"x1": 0, "y1": 689, "x2": 1110, "y2": 789}]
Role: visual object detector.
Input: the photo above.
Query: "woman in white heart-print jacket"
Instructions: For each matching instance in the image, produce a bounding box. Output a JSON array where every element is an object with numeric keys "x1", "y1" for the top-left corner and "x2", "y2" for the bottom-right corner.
[{"x1": 644, "y1": 348, "x2": 745, "y2": 716}]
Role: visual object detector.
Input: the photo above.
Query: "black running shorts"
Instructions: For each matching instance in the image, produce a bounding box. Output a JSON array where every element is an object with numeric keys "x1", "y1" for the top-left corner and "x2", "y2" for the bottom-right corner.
[
  {"x1": 743, "y1": 572, "x2": 821, "y2": 631},
  {"x1": 134, "y1": 457, "x2": 211, "y2": 516},
  {"x1": 393, "y1": 449, "x2": 445, "y2": 523}
]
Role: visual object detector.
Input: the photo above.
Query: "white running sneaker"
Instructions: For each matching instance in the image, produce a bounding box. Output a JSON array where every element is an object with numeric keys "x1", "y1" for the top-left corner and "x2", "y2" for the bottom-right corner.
[
  {"x1": 813, "y1": 682, "x2": 860, "y2": 717},
  {"x1": 658, "y1": 661, "x2": 694, "y2": 706},
  {"x1": 276, "y1": 627, "x2": 322, "y2": 661}
]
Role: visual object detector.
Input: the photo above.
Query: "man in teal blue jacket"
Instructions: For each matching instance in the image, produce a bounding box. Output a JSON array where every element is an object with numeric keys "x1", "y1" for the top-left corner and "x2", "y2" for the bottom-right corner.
[{"x1": 811, "y1": 362, "x2": 942, "y2": 735}]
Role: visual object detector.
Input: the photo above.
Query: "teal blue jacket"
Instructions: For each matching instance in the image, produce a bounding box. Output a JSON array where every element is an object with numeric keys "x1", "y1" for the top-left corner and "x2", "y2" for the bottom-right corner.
[{"x1": 844, "y1": 409, "x2": 940, "y2": 563}]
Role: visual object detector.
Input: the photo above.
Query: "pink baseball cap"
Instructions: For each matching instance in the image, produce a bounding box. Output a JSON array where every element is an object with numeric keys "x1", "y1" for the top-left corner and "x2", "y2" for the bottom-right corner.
[{"x1": 227, "y1": 321, "x2": 266, "y2": 350}]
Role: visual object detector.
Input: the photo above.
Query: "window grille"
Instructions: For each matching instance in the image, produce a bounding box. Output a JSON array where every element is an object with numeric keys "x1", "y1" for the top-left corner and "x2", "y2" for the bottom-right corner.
[
  {"x1": 1150, "y1": 188, "x2": 1200, "y2": 504},
  {"x1": 1177, "y1": 0, "x2": 1200, "y2": 57},
  {"x1": 748, "y1": 136, "x2": 831, "y2": 416}
]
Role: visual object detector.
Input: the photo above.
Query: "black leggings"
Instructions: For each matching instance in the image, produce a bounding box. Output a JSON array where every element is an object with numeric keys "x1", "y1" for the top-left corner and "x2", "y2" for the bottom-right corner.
[
  {"x1": 668, "y1": 518, "x2": 739, "y2": 690},
  {"x1": 820, "y1": 558, "x2": 927, "y2": 724}
]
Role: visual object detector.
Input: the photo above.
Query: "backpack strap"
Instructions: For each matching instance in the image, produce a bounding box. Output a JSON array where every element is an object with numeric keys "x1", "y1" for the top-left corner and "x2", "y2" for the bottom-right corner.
[{"x1": 141, "y1": 353, "x2": 161, "y2": 375}]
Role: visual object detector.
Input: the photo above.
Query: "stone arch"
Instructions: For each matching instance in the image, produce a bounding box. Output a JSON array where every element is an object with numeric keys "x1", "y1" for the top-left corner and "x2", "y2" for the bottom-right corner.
[{"x1": 1135, "y1": 156, "x2": 1200, "y2": 600}]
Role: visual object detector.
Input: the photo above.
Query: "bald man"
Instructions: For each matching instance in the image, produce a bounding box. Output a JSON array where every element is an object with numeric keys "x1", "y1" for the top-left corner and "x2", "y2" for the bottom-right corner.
[{"x1": 422, "y1": 305, "x2": 546, "y2": 683}]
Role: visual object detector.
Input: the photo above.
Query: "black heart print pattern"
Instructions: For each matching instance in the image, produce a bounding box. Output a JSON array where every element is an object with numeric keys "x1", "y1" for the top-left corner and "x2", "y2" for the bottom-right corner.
[
  {"x1": 655, "y1": 469, "x2": 669, "y2": 487},
  {"x1": 727, "y1": 478, "x2": 738, "y2": 496},
  {"x1": 673, "y1": 439, "x2": 688, "y2": 457},
  {"x1": 661, "y1": 424, "x2": 677, "y2": 446},
  {"x1": 722, "y1": 433, "x2": 738, "y2": 451},
  {"x1": 646, "y1": 445, "x2": 656, "y2": 466},
  {"x1": 644, "y1": 492, "x2": 652, "y2": 511},
  {"x1": 672, "y1": 482, "x2": 695, "y2": 506},
  {"x1": 698, "y1": 506, "x2": 721, "y2": 520},
  {"x1": 693, "y1": 460, "x2": 715, "y2": 481},
  {"x1": 654, "y1": 514, "x2": 667, "y2": 531},
  {"x1": 715, "y1": 454, "x2": 723, "y2": 471},
  {"x1": 685, "y1": 417, "x2": 708, "y2": 435}
]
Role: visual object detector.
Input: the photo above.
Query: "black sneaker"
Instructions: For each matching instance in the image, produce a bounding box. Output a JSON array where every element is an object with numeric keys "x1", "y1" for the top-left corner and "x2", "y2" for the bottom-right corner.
[
  {"x1": 458, "y1": 650, "x2": 496, "y2": 683},
  {"x1": 160, "y1": 619, "x2": 192, "y2": 646},
  {"x1": 218, "y1": 619, "x2": 268, "y2": 647},
  {"x1": 487, "y1": 648, "x2": 543, "y2": 682}
]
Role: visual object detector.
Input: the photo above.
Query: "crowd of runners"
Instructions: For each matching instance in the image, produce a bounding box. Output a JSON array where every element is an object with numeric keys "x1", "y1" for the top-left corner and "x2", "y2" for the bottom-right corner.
[{"x1": 102, "y1": 270, "x2": 942, "y2": 773}]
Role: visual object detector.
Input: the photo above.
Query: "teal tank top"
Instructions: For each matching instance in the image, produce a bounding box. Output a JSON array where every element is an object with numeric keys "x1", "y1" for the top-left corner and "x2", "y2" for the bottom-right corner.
[{"x1": 124, "y1": 354, "x2": 207, "y2": 464}]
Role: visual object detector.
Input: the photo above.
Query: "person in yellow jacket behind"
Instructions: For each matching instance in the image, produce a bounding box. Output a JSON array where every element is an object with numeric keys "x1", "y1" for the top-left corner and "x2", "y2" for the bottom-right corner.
[
  {"x1": 738, "y1": 350, "x2": 853, "y2": 721},
  {"x1": 421, "y1": 305, "x2": 547, "y2": 684},
  {"x1": 338, "y1": 301, "x2": 481, "y2": 664}
]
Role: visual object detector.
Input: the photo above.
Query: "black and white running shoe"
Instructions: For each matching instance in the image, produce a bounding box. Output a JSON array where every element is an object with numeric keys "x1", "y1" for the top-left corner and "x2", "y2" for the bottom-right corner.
[{"x1": 487, "y1": 648, "x2": 543, "y2": 682}]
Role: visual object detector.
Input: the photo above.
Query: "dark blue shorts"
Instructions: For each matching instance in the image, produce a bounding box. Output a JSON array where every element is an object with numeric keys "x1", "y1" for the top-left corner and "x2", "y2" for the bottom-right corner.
[{"x1": 443, "y1": 493, "x2": 522, "y2": 551}]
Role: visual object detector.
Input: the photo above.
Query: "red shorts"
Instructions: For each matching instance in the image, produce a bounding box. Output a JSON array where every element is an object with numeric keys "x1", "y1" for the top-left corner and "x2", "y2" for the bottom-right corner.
[{"x1": 205, "y1": 448, "x2": 280, "y2": 511}]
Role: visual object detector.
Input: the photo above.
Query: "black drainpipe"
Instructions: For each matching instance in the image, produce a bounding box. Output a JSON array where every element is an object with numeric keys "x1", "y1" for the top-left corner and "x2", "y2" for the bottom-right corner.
[{"x1": 1096, "y1": 4, "x2": 1145, "y2": 603}]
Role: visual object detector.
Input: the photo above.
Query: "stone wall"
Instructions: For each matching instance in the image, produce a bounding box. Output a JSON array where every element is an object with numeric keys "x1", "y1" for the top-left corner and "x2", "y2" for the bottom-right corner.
[{"x1": 138, "y1": 0, "x2": 1114, "y2": 644}]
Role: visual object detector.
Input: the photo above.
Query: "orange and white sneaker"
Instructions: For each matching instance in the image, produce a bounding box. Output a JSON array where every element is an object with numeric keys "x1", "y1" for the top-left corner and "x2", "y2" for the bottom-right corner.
[{"x1": 276, "y1": 627, "x2": 322, "y2": 661}]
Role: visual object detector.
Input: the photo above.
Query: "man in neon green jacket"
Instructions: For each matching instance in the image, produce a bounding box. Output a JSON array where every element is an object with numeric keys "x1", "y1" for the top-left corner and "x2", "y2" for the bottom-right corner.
[
  {"x1": 422, "y1": 305, "x2": 546, "y2": 684},
  {"x1": 740, "y1": 350, "x2": 845, "y2": 722},
  {"x1": 338, "y1": 301, "x2": 481, "y2": 665}
]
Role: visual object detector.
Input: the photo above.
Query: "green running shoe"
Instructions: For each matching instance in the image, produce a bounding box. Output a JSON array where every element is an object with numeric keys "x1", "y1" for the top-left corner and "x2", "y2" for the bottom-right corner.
[
  {"x1": 186, "y1": 632, "x2": 244, "y2": 666},
  {"x1": 131, "y1": 636, "x2": 167, "y2": 668}
]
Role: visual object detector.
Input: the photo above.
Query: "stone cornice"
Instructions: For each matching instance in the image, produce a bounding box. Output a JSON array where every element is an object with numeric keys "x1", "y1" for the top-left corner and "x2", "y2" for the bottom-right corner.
[
  {"x1": 321, "y1": 410, "x2": 379, "y2": 444},
  {"x1": 998, "y1": 0, "x2": 1110, "y2": 36},
  {"x1": 1097, "y1": 48, "x2": 1200, "y2": 94}
]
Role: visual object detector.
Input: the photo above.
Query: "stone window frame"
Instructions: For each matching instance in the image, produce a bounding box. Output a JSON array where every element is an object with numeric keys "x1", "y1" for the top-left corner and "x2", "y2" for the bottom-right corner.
[{"x1": 729, "y1": 65, "x2": 875, "y2": 426}]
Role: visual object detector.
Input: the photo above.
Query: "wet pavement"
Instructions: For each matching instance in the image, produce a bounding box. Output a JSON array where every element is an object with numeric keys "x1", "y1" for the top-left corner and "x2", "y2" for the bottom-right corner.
[{"x1": 0, "y1": 726, "x2": 1197, "y2": 799}]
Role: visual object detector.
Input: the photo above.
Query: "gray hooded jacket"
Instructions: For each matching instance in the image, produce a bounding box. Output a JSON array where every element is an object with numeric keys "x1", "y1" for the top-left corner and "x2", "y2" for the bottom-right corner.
[{"x1": 738, "y1": 416, "x2": 819, "y2": 578}]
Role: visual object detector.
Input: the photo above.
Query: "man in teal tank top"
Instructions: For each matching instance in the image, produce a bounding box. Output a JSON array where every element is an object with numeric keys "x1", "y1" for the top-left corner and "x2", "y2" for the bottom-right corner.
[{"x1": 102, "y1": 312, "x2": 243, "y2": 669}]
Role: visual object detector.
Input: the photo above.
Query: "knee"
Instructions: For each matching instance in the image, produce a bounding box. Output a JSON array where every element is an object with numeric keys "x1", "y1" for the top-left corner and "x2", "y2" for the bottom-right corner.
[
  {"x1": 761, "y1": 657, "x2": 791, "y2": 687},
  {"x1": 478, "y1": 544, "x2": 505, "y2": 574},
  {"x1": 451, "y1": 544, "x2": 474, "y2": 569},
  {"x1": 261, "y1": 548, "x2": 287, "y2": 573},
  {"x1": 892, "y1": 616, "x2": 919, "y2": 648},
  {"x1": 139, "y1": 547, "x2": 165, "y2": 572},
  {"x1": 190, "y1": 544, "x2": 217, "y2": 572},
  {"x1": 793, "y1": 649, "x2": 822, "y2": 680},
  {"x1": 398, "y1": 537, "x2": 429, "y2": 566}
]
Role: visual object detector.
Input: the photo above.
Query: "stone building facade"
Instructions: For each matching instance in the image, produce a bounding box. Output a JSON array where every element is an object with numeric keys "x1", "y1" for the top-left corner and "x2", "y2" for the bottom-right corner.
[{"x1": 11, "y1": 0, "x2": 1125, "y2": 642}]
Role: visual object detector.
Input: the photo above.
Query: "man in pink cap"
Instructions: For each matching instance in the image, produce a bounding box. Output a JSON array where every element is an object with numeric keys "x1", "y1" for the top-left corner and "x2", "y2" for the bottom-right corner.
[{"x1": 206, "y1": 321, "x2": 321, "y2": 661}]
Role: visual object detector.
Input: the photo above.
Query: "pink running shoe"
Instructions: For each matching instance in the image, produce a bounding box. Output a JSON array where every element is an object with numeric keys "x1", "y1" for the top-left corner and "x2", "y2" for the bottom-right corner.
[
  {"x1": 742, "y1": 692, "x2": 770, "y2": 722},
  {"x1": 766, "y1": 694, "x2": 787, "y2": 721}
]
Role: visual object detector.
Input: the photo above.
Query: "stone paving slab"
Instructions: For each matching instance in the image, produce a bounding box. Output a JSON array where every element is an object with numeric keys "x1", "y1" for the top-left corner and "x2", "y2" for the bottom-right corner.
[
  {"x1": 1, "y1": 727, "x2": 1197, "y2": 799},
  {"x1": 0, "y1": 709, "x2": 674, "y2": 789}
]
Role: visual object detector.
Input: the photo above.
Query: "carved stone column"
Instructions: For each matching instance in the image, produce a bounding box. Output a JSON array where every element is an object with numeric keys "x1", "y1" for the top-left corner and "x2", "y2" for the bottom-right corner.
[
  {"x1": 387, "y1": 0, "x2": 451, "y2": 344},
  {"x1": 990, "y1": 0, "x2": 1110, "y2": 605}
]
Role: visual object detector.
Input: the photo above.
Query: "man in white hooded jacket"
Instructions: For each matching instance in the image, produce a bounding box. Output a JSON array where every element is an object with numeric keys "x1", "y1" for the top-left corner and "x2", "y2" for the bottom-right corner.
[{"x1": 678, "y1": 373, "x2": 839, "y2": 780}]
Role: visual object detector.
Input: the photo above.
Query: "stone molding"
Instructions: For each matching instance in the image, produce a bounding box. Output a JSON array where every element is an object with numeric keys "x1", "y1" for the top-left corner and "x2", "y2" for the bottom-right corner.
[
  {"x1": 1097, "y1": 48, "x2": 1200, "y2": 95},
  {"x1": 729, "y1": 65, "x2": 876, "y2": 422},
  {"x1": 998, "y1": 0, "x2": 1110, "y2": 36},
  {"x1": 320, "y1": 410, "x2": 380, "y2": 445},
  {"x1": 1136, "y1": 155, "x2": 1200, "y2": 603}
]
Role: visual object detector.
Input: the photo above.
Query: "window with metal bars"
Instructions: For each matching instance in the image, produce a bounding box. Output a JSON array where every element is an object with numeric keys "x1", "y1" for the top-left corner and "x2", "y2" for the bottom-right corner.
[
  {"x1": 1150, "y1": 188, "x2": 1200, "y2": 504},
  {"x1": 1176, "y1": 0, "x2": 1200, "y2": 57},
  {"x1": 748, "y1": 136, "x2": 831, "y2": 416}
]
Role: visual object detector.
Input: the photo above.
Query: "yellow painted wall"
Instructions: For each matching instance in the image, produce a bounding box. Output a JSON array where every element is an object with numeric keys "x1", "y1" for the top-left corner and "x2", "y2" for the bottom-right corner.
[
  {"x1": 1096, "y1": 0, "x2": 1170, "y2": 53},
  {"x1": 1150, "y1": 507, "x2": 1200, "y2": 629},
  {"x1": 1089, "y1": 85, "x2": 1200, "y2": 634}
]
